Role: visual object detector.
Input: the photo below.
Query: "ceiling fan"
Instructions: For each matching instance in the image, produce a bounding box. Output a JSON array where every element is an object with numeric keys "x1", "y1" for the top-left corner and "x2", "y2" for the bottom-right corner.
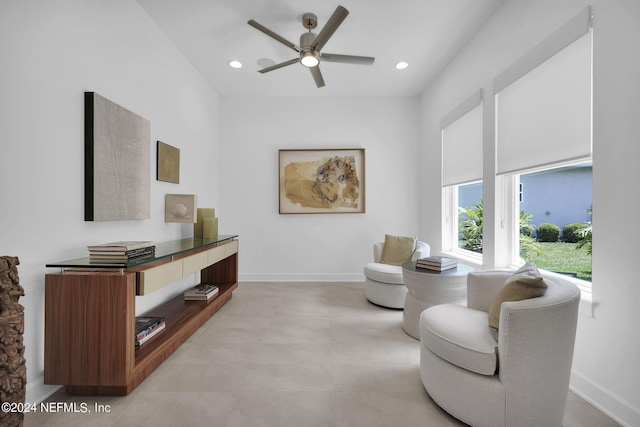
[{"x1": 247, "y1": 5, "x2": 375, "y2": 88}]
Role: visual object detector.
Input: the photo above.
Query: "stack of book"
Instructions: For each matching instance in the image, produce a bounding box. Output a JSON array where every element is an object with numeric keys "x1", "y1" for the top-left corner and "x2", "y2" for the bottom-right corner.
[
  {"x1": 184, "y1": 283, "x2": 219, "y2": 301},
  {"x1": 87, "y1": 241, "x2": 155, "y2": 263},
  {"x1": 135, "y1": 316, "x2": 165, "y2": 346},
  {"x1": 416, "y1": 256, "x2": 458, "y2": 272}
]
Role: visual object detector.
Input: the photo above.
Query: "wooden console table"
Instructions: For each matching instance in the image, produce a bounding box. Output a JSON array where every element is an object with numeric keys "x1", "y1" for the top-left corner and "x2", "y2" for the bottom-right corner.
[{"x1": 44, "y1": 235, "x2": 238, "y2": 395}]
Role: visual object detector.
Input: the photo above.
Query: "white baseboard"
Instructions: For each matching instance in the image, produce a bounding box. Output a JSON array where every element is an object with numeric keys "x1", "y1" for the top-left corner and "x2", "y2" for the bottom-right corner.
[
  {"x1": 26, "y1": 378, "x2": 61, "y2": 404},
  {"x1": 238, "y1": 273, "x2": 365, "y2": 282},
  {"x1": 570, "y1": 369, "x2": 640, "y2": 427}
]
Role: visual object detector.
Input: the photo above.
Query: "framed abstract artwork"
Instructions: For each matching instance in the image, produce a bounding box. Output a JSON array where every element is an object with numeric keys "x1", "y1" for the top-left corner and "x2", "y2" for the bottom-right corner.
[
  {"x1": 85, "y1": 92, "x2": 150, "y2": 221},
  {"x1": 278, "y1": 148, "x2": 365, "y2": 214},
  {"x1": 157, "y1": 141, "x2": 180, "y2": 183}
]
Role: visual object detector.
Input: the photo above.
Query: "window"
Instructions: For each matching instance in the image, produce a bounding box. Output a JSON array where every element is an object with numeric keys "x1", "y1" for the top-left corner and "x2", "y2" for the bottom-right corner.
[
  {"x1": 457, "y1": 181, "x2": 483, "y2": 253},
  {"x1": 516, "y1": 163, "x2": 592, "y2": 282},
  {"x1": 441, "y1": 91, "x2": 483, "y2": 259},
  {"x1": 443, "y1": 182, "x2": 484, "y2": 260},
  {"x1": 494, "y1": 7, "x2": 592, "y2": 284}
]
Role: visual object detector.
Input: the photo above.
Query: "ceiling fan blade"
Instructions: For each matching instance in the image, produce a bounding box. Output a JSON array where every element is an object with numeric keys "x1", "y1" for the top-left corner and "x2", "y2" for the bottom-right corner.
[
  {"x1": 258, "y1": 58, "x2": 299, "y2": 73},
  {"x1": 320, "y1": 53, "x2": 375, "y2": 65},
  {"x1": 310, "y1": 66, "x2": 325, "y2": 88},
  {"x1": 248, "y1": 19, "x2": 299, "y2": 52},
  {"x1": 311, "y1": 5, "x2": 349, "y2": 52}
]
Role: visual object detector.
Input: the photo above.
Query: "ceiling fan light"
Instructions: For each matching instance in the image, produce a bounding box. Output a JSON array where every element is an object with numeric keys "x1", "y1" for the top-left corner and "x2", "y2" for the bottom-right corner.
[
  {"x1": 228, "y1": 60, "x2": 243, "y2": 69},
  {"x1": 300, "y1": 51, "x2": 320, "y2": 68},
  {"x1": 395, "y1": 61, "x2": 409, "y2": 70}
]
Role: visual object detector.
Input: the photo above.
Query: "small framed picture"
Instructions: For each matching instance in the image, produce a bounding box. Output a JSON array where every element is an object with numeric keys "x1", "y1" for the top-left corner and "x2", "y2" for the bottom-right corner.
[
  {"x1": 157, "y1": 141, "x2": 180, "y2": 184},
  {"x1": 165, "y1": 194, "x2": 197, "y2": 223}
]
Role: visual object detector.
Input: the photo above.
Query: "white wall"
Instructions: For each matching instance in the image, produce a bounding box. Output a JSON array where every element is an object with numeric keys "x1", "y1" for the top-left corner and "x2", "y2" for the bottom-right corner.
[
  {"x1": 0, "y1": 0, "x2": 220, "y2": 403},
  {"x1": 2, "y1": 1, "x2": 637, "y2": 425},
  {"x1": 219, "y1": 96, "x2": 422, "y2": 281},
  {"x1": 418, "y1": 1, "x2": 640, "y2": 425}
]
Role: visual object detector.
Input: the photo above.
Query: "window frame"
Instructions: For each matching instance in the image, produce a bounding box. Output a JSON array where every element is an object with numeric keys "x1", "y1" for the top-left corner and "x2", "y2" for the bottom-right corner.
[
  {"x1": 502, "y1": 162, "x2": 592, "y2": 269},
  {"x1": 442, "y1": 182, "x2": 484, "y2": 266},
  {"x1": 499, "y1": 162, "x2": 594, "y2": 318},
  {"x1": 492, "y1": 7, "x2": 594, "y2": 309},
  {"x1": 440, "y1": 91, "x2": 484, "y2": 266}
]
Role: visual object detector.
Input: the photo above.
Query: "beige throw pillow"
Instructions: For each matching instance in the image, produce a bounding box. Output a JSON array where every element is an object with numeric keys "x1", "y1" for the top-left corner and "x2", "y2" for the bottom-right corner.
[
  {"x1": 380, "y1": 234, "x2": 416, "y2": 266},
  {"x1": 488, "y1": 262, "x2": 548, "y2": 330}
]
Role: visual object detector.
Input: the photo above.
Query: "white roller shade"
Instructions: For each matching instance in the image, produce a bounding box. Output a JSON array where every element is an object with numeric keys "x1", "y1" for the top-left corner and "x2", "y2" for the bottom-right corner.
[
  {"x1": 495, "y1": 7, "x2": 592, "y2": 175},
  {"x1": 442, "y1": 91, "x2": 483, "y2": 186}
]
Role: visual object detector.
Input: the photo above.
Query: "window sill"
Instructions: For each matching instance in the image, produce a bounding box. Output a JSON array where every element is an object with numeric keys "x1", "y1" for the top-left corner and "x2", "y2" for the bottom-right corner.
[
  {"x1": 440, "y1": 254, "x2": 596, "y2": 318},
  {"x1": 441, "y1": 249, "x2": 484, "y2": 270},
  {"x1": 534, "y1": 269, "x2": 595, "y2": 318}
]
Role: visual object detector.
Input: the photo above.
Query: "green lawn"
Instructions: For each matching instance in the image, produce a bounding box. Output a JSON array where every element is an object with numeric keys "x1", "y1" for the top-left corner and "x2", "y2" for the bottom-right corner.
[{"x1": 523, "y1": 242, "x2": 592, "y2": 281}]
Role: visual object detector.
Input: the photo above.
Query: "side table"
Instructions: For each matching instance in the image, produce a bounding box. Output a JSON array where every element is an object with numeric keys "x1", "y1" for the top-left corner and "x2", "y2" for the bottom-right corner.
[{"x1": 401, "y1": 261, "x2": 475, "y2": 339}]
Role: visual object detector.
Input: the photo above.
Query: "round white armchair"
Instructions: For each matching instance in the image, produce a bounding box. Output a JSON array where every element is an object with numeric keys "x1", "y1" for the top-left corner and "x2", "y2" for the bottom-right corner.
[
  {"x1": 419, "y1": 268, "x2": 580, "y2": 427},
  {"x1": 364, "y1": 239, "x2": 430, "y2": 309}
]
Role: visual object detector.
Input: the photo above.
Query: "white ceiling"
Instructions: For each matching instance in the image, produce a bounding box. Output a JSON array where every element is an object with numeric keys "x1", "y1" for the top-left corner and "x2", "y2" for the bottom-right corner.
[{"x1": 137, "y1": 0, "x2": 504, "y2": 97}]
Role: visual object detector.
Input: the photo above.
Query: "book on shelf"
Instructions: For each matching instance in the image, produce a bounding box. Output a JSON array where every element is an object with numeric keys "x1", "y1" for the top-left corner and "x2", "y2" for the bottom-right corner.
[
  {"x1": 88, "y1": 243, "x2": 156, "y2": 264},
  {"x1": 184, "y1": 283, "x2": 219, "y2": 301},
  {"x1": 416, "y1": 256, "x2": 458, "y2": 271},
  {"x1": 90, "y1": 246, "x2": 155, "y2": 256},
  {"x1": 89, "y1": 247, "x2": 155, "y2": 262},
  {"x1": 135, "y1": 316, "x2": 165, "y2": 346},
  {"x1": 136, "y1": 316, "x2": 164, "y2": 335},
  {"x1": 87, "y1": 240, "x2": 155, "y2": 252},
  {"x1": 136, "y1": 323, "x2": 165, "y2": 346}
]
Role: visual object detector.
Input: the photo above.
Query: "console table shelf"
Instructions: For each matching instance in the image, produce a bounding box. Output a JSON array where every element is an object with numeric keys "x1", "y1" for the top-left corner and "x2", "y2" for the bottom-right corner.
[
  {"x1": 44, "y1": 236, "x2": 238, "y2": 395},
  {"x1": 133, "y1": 281, "x2": 236, "y2": 367}
]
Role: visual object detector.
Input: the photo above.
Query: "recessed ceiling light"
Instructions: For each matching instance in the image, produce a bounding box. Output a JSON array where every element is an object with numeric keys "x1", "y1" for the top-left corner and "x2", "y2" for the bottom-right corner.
[
  {"x1": 228, "y1": 60, "x2": 243, "y2": 69},
  {"x1": 395, "y1": 61, "x2": 409, "y2": 70}
]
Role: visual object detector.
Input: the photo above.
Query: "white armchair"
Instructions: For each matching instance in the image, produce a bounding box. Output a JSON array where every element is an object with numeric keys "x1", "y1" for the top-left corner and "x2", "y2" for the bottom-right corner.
[
  {"x1": 363, "y1": 240, "x2": 430, "y2": 308},
  {"x1": 419, "y1": 269, "x2": 581, "y2": 427}
]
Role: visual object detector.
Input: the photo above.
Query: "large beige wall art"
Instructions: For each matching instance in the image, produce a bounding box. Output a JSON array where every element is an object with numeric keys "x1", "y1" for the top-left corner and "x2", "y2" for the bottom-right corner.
[
  {"x1": 85, "y1": 92, "x2": 150, "y2": 221},
  {"x1": 279, "y1": 148, "x2": 365, "y2": 214}
]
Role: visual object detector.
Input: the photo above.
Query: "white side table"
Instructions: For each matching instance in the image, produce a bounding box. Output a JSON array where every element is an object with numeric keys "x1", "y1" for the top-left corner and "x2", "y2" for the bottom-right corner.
[{"x1": 401, "y1": 262, "x2": 475, "y2": 339}]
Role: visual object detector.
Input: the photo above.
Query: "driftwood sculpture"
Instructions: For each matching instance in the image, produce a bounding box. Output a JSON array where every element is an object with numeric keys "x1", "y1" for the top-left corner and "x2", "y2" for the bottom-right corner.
[{"x1": 0, "y1": 256, "x2": 25, "y2": 427}]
